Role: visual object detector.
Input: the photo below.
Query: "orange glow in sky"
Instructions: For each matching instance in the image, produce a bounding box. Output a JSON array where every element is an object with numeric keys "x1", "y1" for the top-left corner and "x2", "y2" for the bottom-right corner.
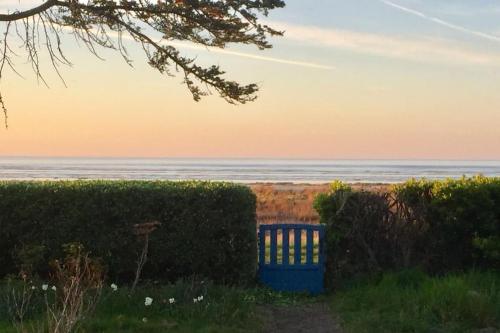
[{"x1": 1, "y1": 1, "x2": 500, "y2": 160}]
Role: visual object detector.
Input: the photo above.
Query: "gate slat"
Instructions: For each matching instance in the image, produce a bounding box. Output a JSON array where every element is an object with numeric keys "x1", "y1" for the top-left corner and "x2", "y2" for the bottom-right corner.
[
  {"x1": 270, "y1": 229, "x2": 277, "y2": 265},
  {"x1": 258, "y1": 226, "x2": 265, "y2": 264},
  {"x1": 282, "y1": 228, "x2": 289, "y2": 265},
  {"x1": 294, "y1": 228, "x2": 302, "y2": 265},
  {"x1": 306, "y1": 229, "x2": 313, "y2": 264}
]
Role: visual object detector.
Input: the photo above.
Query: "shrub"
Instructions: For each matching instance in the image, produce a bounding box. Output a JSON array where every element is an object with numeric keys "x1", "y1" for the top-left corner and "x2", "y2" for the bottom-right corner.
[
  {"x1": 314, "y1": 184, "x2": 394, "y2": 287},
  {"x1": 315, "y1": 176, "x2": 500, "y2": 286},
  {"x1": 393, "y1": 176, "x2": 500, "y2": 272},
  {"x1": 0, "y1": 181, "x2": 257, "y2": 285}
]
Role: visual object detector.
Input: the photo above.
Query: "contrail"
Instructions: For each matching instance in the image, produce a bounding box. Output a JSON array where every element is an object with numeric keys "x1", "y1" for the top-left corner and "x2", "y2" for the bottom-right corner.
[
  {"x1": 167, "y1": 41, "x2": 335, "y2": 70},
  {"x1": 110, "y1": 31, "x2": 335, "y2": 70},
  {"x1": 379, "y1": 0, "x2": 500, "y2": 43}
]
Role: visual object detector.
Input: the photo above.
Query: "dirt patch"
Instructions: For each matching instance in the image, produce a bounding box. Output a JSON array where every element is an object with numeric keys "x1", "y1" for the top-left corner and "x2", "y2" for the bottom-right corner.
[{"x1": 258, "y1": 302, "x2": 343, "y2": 333}]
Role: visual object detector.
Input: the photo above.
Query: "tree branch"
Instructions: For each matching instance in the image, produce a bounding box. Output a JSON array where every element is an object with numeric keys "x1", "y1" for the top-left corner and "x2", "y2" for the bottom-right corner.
[{"x1": 0, "y1": 0, "x2": 57, "y2": 22}]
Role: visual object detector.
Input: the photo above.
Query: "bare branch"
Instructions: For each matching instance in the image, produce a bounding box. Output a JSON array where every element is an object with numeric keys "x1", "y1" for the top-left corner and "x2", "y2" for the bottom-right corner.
[{"x1": 0, "y1": 0, "x2": 58, "y2": 22}]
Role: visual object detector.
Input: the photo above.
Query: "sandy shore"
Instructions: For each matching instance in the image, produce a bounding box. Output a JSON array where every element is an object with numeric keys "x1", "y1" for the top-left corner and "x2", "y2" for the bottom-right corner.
[{"x1": 250, "y1": 183, "x2": 390, "y2": 225}]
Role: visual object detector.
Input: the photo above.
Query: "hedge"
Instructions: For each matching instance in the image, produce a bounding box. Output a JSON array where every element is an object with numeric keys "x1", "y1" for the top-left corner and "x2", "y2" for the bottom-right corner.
[
  {"x1": 314, "y1": 177, "x2": 500, "y2": 287},
  {"x1": 393, "y1": 176, "x2": 500, "y2": 272},
  {"x1": 0, "y1": 181, "x2": 257, "y2": 285}
]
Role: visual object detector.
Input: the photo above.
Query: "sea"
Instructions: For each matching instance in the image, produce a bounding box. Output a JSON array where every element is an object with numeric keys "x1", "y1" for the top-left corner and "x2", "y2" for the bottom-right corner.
[{"x1": 0, "y1": 157, "x2": 500, "y2": 183}]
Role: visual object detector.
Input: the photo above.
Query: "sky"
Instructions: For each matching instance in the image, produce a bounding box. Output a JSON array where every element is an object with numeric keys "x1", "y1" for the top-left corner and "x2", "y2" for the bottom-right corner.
[{"x1": 1, "y1": 0, "x2": 500, "y2": 159}]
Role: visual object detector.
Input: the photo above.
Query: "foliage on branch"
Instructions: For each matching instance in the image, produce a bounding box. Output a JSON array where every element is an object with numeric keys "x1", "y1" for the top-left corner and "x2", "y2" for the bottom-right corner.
[{"x1": 0, "y1": 0, "x2": 285, "y2": 126}]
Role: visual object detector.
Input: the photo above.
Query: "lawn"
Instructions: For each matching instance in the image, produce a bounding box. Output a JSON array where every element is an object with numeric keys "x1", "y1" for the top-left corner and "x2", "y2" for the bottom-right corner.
[
  {"x1": 0, "y1": 280, "x2": 315, "y2": 333},
  {"x1": 331, "y1": 270, "x2": 500, "y2": 333},
  {"x1": 3, "y1": 271, "x2": 500, "y2": 332}
]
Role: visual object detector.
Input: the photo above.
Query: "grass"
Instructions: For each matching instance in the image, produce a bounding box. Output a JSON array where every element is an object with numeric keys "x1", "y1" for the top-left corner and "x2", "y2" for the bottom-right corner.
[
  {"x1": 0, "y1": 279, "x2": 319, "y2": 333},
  {"x1": 331, "y1": 270, "x2": 500, "y2": 333},
  {"x1": 4, "y1": 270, "x2": 500, "y2": 332},
  {"x1": 83, "y1": 283, "x2": 258, "y2": 333}
]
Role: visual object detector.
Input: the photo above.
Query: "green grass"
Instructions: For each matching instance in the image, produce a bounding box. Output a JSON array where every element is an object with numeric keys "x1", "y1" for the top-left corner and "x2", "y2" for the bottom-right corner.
[
  {"x1": 5, "y1": 271, "x2": 499, "y2": 332},
  {"x1": 332, "y1": 270, "x2": 500, "y2": 333},
  {"x1": 0, "y1": 280, "x2": 320, "y2": 333}
]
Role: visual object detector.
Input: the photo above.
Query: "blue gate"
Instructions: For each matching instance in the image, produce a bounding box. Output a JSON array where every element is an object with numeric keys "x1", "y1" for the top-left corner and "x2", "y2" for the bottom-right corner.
[{"x1": 258, "y1": 224, "x2": 326, "y2": 294}]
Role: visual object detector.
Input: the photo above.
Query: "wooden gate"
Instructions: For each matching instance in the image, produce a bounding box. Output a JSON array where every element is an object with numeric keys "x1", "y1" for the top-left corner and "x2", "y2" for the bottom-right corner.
[{"x1": 258, "y1": 224, "x2": 326, "y2": 294}]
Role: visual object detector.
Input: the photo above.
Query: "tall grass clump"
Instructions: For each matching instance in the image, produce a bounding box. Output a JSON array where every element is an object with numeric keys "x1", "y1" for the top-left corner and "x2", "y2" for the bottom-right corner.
[{"x1": 333, "y1": 270, "x2": 500, "y2": 333}]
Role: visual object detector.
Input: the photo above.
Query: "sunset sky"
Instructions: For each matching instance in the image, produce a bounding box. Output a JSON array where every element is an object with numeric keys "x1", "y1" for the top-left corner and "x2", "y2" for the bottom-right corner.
[{"x1": 1, "y1": 0, "x2": 500, "y2": 159}]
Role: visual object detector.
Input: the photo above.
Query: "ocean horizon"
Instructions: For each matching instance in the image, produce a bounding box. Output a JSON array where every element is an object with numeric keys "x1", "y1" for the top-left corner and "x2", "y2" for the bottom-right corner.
[{"x1": 0, "y1": 157, "x2": 499, "y2": 183}]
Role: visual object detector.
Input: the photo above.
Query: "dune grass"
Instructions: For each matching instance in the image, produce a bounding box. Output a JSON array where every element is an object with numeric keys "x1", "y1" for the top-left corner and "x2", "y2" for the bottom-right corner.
[{"x1": 332, "y1": 270, "x2": 500, "y2": 333}]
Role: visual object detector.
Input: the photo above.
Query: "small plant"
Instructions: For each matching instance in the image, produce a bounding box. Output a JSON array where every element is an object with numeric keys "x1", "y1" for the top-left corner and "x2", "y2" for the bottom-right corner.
[
  {"x1": 5, "y1": 276, "x2": 37, "y2": 332},
  {"x1": 131, "y1": 221, "x2": 161, "y2": 293},
  {"x1": 4, "y1": 243, "x2": 104, "y2": 333},
  {"x1": 44, "y1": 243, "x2": 104, "y2": 333}
]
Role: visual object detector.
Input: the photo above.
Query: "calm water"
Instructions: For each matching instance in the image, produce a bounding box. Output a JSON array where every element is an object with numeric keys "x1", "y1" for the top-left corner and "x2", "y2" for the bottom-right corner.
[{"x1": 0, "y1": 157, "x2": 499, "y2": 183}]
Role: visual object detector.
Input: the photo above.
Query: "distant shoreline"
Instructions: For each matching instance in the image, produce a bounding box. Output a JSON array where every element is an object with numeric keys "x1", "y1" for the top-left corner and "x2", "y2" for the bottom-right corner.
[{"x1": 1, "y1": 157, "x2": 499, "y2": 183}]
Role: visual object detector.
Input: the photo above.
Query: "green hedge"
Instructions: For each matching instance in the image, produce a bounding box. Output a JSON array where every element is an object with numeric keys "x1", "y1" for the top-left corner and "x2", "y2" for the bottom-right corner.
[
  {"x1": 393, "y1": 176, "x2": 500, "y2": 272},
  {"x1": 315, "y1": 177, "x2": 500, "y2": 286},
  {"x1": 0, "y1": 181, "x2": 257, "y2": 285},
  {"x1": 314, "y1": 182, "x2": 395, "y2": 288}
]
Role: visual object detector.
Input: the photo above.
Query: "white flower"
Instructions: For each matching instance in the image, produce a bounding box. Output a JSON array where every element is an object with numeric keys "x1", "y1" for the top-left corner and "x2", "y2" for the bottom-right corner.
[
  {"x1": 51, "y1": 286, "x2": 57, "y2": 291},
  {"x1": 193, "y1": 298, "x2": 198, "y2": 303},
  {"x1": 42, "y1": 284, "x2": 48, "y2": 291},
  {"x1": 169, "y1": 298, "x2": 175, "y2": 304},
  {"x1": 144, "y1": 297, "x2": 153, "y2": 306},
  {"x1": 142, "y1": 317, "x2": 148, "y2": 323},
  {"x1": 31, "y1": 286, "x2": 36, "y2": 290},
  {"x1": 110, "y1": 283, "x2": 118, "y2": 291},
  {"x1": 197, "y1": 295, "x2": 203, "y2": 302}
]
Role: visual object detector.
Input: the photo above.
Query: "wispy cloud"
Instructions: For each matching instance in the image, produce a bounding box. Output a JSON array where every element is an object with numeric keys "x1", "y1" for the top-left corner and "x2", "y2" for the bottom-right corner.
[
  {"x1": 271, "y1": 21, "x2": 500, "y2": 67},
  {"x1": 379, "y1": 0, "x2": 500, "y2": 43}
]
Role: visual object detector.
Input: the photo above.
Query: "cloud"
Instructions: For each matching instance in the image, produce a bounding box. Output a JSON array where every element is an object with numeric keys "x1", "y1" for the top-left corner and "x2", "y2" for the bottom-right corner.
[
  {"x1": 271, "y1": 21, "x2": 500, "y2": 66},
  {"x1": 379, "y1": 0, "x2": 500, "y2": 43}
]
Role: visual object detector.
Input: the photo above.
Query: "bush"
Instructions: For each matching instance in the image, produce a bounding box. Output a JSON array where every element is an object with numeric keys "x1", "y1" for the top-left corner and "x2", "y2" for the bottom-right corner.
[
  {"x1": 314, "y1": 183, "x2": 394, "y2": 288},
  {"x1": 315, "y1": 176, "x2": 500, "y2": 286},
  {"x1": 0, "y1": 181, "x2": 257, "y2": 285},
  {"x1": 393, "y1": 176, "x2": 500, "y2": 272}
]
